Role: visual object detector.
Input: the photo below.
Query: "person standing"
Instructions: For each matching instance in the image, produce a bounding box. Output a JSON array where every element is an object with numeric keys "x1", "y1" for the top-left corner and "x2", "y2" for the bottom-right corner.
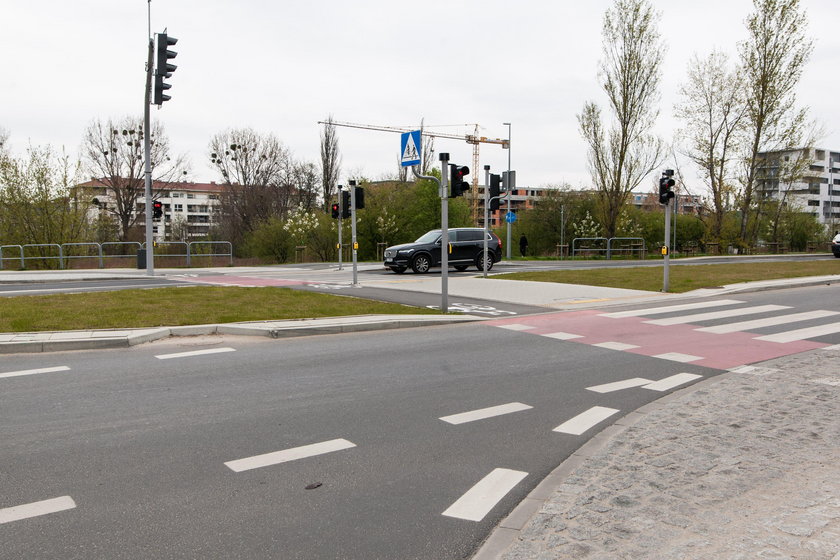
[{"x1": 519, "y1": 234, "x2": 528, "y2": 257}]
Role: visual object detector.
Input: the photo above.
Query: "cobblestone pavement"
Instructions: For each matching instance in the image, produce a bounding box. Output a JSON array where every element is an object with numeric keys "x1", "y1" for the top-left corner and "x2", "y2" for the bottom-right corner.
[{"x1": 499, "y1": 346, "x2": 840, "y2": 560}]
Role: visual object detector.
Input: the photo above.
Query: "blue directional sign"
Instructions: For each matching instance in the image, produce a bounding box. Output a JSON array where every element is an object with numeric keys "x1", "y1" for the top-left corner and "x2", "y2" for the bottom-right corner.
[
  {"x1": 505, "y1": 211, "x2": 517, "y2": 224},
  {"x1": 400, "y1": 130, "x2": 422, "y2": 167}
]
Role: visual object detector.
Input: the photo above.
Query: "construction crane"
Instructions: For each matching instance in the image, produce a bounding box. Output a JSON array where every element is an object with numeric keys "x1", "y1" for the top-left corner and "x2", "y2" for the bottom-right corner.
[{"x1": 317, "y1": 120, "x2": 509, "y2": 224}]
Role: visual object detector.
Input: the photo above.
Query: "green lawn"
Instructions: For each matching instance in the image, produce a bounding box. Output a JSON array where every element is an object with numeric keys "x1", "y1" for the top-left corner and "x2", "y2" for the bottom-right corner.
[
  {"x1": 496, "y1": 260, "x2": 840, "y2": 293},
  {"x1": 0, "y1": 286, "x2": 437, "y2": 333}
]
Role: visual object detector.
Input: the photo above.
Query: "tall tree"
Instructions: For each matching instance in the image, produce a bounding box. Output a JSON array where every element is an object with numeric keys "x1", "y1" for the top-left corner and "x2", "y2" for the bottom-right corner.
[
  {"x1": 578, "y1": 0, "x2": 666, "y2": 239},
  {"x1": 208, "y1": 128, "x2": 293, "y2": 247},
  {"x1": 82, "y1": 116, "x2": 187, "y2": 241},
  {"x1": 319, "y1": 116, "x2": 341, "y2": 211},
  {"x1": 675, "y1": 51, "x2": 746, "y2": 243},
  {"x1": 737, "y1": 0, "x2": 814, "y2": 245}
]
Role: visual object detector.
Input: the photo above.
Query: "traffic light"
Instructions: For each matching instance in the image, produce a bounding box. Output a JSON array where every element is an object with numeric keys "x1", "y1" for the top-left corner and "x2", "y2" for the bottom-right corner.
[
  {"x1": 331, "y1": 203, "x2": 340, "y2": 219},
  {"x1": 449, "y1": 164, "x2": 470, "y2": 198},
  {"x1": 489, "y1": 174, "x2": 501, "y2": 211},
  {"x1": 659, "y1": 173, "x2": 675, "y2": 204},
  {"x1": 341, "y1": 190, "x2": 351, "y2": 218},
  {"x1": 354, "y1": 186, "x2": 365, "y2": 210},
  {"x1": 153, "y1": 32, "x2": 178, "y2": 105},
  {"x1": 152, "y1": 200, "x2": 163, "y2": 219}
]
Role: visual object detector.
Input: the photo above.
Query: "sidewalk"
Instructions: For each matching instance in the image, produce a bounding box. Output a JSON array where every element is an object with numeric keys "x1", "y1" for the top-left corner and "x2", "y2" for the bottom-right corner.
[{"x1": 476, "y1": 346, "x2": 840, "y2": 560}]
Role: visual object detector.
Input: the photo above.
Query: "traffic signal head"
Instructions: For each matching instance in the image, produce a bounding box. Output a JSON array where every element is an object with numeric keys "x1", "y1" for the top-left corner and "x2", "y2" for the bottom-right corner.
[
  {"x1": 152, "y1": 200, "x2": 163, "y2": 219},
  {"x1": 341, "y1": 190, "x2": 351, "y2": 218},
  {"x1": 449, "y1": 164, "x2": 470, "y2": 198},
  {"x1": 153, "y1": 32, "x2": 178, "y2": 105},
  {"x1": 489, "y1": 174, "x2": 501, "y2": 212},
  {"x1": 658, "y1": 175, "x2": 675, "y2": 205},
  {"x1": 354, "y1": 186, "x2": 365, "y2": 210},
  {"x1": 331, "y1": 203, "x2": 340, "y2": 219}
]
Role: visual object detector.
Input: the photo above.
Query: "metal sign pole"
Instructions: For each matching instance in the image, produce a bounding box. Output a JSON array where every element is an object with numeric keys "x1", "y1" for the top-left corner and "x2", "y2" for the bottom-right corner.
[
  {"x1": 663, "y1": 200, "x2": 671, "y2": 292},
  {"x1": 411, "y1": 154, "x2": 448, "y2": 313},
  {"x1": 483, "y1": 165, "x2": 490, "y2": 279},
  {"x1": 337, "y1": 186, "x2": 343, "y2": 271},
  {"x1": 350, "y1": 180, "x2": 358, "y2": 286}
]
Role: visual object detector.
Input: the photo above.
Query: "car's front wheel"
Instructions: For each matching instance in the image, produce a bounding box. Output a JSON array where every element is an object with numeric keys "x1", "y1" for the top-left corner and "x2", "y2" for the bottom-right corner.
[
  {"x1": 411, "y1": 254, "x2": 432, "y2": 273},
  {"x1": 476, "y1": 252, "x2": 494, "y2": 272}
]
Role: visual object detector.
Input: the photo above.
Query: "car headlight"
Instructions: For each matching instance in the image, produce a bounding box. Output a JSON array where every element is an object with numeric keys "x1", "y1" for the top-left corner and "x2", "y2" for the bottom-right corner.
[{"x1": 398, "y1": 249, "x2": 415, "y2": 255}]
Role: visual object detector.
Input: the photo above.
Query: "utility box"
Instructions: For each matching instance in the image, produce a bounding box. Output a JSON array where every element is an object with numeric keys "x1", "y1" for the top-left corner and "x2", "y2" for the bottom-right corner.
[{"x1": 137, "y1": 249, "x2": 147, "y2": 269}]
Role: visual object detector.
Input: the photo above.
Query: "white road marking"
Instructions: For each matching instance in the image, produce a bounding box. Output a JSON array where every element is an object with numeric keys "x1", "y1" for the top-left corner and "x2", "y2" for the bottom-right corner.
[
  {"x1": 755, "y1": 322, "x2": 840, "y2": 343},
  {"x1": 0, "y1": 366, "x2": 70, "y2": 379},
  {"x1": 652, "y1": 352, "x2": 703, "y2": 363},
  {"x1": 696, "y1": 310, "x2": 840, "y2": 334},
  {"x1": 591, "y1": 341, "x2": 640, "y2": 351},
  {"x1": 645, "y1": 305, "x2": 790, "y2": 326},
  {"x1": 728, "y1": 365, "x2": 777, "y2": 376},
  {"x1": 0, "y1": 496, "x2": 76, "y2": 524},
  {"x1": 440, "y1": 402, "x2": 533, "y2": 425},
  {"x1": 553, "y1": 406, "x2": 620, "y2": 435},
  {"x1": 155, "y1": 347, "x2": 236, "y2": 360},
  {"x1": 496, "y1": 323, "x2": 535, "y2": 331},
  {"x1": 441, "y1": 468, "x2": 528, "y2": 522},
  {"x1": 586, "y1": 378, "x2": 654, "y2": 393},
  {"x1": 225, "y1": 438, "x2": 356, "y2": 472},
  {"x1": 642, "y1": 373, "x2": 703, "y2": 391},
  {"x1": 542, "y1": 331, "x2": 583, "y2": 340},
  {"x1": 600, "y1": 299, "x2": 744, "y2": 318}
]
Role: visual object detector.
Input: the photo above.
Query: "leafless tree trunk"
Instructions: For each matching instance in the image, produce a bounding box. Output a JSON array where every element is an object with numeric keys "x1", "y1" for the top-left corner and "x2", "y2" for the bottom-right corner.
[
  {"x1": 578, "y1": 0, "x2": 665, "y2": 239},
  {"x1": 82, "y1": 116, "x2": 187, "y2": 241},
  {"x1": 737, "y1": 0, "x2": 814, "y2": 245},
  {"x1": 320, "y1": 116, "x2": 341, "y2": 211},
  {"x1": 675, "y1": 51, "x2": 746, "y2": 243}
]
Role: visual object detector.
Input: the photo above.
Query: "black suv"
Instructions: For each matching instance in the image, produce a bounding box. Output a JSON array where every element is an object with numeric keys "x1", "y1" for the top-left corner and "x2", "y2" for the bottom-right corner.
[{"x1": 383, "y1": 228, "x2": 503, "y2": 274}]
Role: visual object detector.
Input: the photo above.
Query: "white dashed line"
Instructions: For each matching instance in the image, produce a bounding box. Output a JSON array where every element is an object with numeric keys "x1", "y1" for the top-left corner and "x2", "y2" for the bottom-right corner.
[
  {"x1": 600, "y1": 300, "x2": 744, "y2": 318},
  {"x1": 225, "y1": 438, "x2": 356, "y2": 472},
  {"x1": 652, "y1": 352, "x2": 703, "y2": 363},
  {"x1": 442, "y1": 468, "x2": 528, "y2": 522},
  {"x1": 553, "y1": 406, "x2": 620, "y2": 435},
  {"x1": 642, "y1": 373, "x2": 703, "y2": 391},
  {"x1": 439, "y1": 402, "x2": 533, "y2": 425},
  {"x1": 0, "y1": 496, "x2": 76, "y2": 524},
  {"x1": 591, "y1": 341, "x2": 640, "y2": 351},
  {"x1": 586, "y1": 378, "x2": 653, "y2": 393},
  {"x1": 155, "y1": 347, "x2": 236, "y2": 360},
  {"x1": 542, "y1": 331, "x2": 583, "y2": 340},
  {"x1": 0, "y1": 366, "x2": 70, "y2": 379}
]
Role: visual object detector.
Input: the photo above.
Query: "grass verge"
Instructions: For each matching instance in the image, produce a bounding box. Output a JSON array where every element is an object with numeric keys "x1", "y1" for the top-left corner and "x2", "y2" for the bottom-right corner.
[
  {"x1": 496, "y1": 260, "x2": 839, "y2": 293},
  {"x1": 0, "y1": 286, "x2": 437, "y2": 333}
]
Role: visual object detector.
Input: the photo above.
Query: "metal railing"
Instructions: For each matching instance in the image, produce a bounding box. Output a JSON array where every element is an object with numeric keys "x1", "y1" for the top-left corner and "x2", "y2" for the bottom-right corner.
[
  {"x1": 606, "y1": 237, "x2": 646, "y2": 259},
  {"x1": 0, "y1": 241, "x2": 232, "y2": 270},
  {"x1": 571, "y1": 237, "x2": 608, "y2": 258},
  {"x1": 572, "y1": 237, "x2": 646, "y2": 259}
]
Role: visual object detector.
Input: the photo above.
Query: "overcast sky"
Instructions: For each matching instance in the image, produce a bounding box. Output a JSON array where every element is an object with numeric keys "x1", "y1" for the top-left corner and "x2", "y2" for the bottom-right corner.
[{"x1": 2, "y1": 0, "x2": 838, "y2": 195}]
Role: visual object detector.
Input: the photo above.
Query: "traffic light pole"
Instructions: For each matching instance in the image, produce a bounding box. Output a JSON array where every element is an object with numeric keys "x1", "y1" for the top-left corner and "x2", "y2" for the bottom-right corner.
[
  {"x1": 663, "y1": 200, "x2": 671, "y2": 292},
  {"x1": 143, "y1": 37, "x2": 155, "y2": 276},
  {"x1": 337, "y1": 187, "x2": 343, "y2": 271},
  {"x1": 483, "y1": 165, "x2": 490, "y2": 279},
  {"x1": 350, "y1": 181, "x2": 359, "y2": 286},
  {"x1": 412, "y1": 153, "x2": 449, "y2": 313}
]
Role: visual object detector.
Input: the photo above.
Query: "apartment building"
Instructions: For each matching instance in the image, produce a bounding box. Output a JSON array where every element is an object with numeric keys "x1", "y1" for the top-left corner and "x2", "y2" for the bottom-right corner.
[
  {"x1": 74, "y1": 179, "x2": 223, "y2": 241},
  {"x1": 756, "y1": 147, "x2": 840, "y2": 228}
]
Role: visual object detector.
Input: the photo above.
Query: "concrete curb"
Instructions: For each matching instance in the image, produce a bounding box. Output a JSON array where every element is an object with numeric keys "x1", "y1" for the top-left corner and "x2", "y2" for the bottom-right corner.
[
  {"x1": 471, "y1": 371, "x2": 737, "y2": 560},
  {"x1": 0, "y1": 315, "x2": 484, "y2": 354}
]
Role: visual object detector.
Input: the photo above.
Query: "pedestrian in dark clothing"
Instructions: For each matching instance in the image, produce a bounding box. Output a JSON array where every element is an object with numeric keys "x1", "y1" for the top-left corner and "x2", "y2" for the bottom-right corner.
[{"x1": 519, "y1": 234, "x2": 528, "y2": 257}]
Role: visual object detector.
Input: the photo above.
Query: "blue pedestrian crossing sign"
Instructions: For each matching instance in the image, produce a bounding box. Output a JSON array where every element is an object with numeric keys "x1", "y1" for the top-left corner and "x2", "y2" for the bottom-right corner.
[{"x1": 400, "y1": 130, "x2": 422, "y2": 167}]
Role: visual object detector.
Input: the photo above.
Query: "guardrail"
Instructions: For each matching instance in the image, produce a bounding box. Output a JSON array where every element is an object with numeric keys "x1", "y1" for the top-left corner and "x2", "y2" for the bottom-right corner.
[{"x1": 0, "y1": 241, "x2": 232, "y2": 270}]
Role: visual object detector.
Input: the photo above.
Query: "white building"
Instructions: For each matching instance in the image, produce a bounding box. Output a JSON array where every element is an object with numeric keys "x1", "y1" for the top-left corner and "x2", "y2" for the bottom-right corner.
[{"x1": 756, "y1": 147, "x2": 840, "y2": 229}]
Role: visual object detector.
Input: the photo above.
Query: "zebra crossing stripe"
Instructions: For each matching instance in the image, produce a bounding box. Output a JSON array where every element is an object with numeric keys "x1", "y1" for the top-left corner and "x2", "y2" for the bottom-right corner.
[
  {"x1": 645, "y1": 305, "x2": 790, "y2": 326},
  {"x1": 696, "y1": 310, "x2": 840, "y2": 334},
  {"x1": 755, "y1": 322, "x2": 840, "y2": 343},
  {"x1": 600, "y1": 300, "x2": 744, "y2": 319}
]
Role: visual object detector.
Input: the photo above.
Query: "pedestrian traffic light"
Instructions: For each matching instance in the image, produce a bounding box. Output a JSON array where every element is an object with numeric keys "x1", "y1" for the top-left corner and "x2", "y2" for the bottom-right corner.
[
  {"x1": 449, "y1": 164, "x2": 470, "y2": 198},
  {"x1": 331, "y1": 203, "x2": 340, "y2": 219},
  {"x1": 354, "y1": 186, "x2": 365, "y2": 210},
  {"x1": 152, "y1": 200, "x2": 163, "y2": 219},
  {"x1": 341, "y1": 190, "x2": 351, "y2": 218},
  {"x1": 489, "y1": 174, "x2": 501, "y2": 211},
  {"x1": 659, "y1": 173, "x2": 675, "y2": 205},
  {"x1": 153, "y1": 32, "x2": 178, "y2": 105}
]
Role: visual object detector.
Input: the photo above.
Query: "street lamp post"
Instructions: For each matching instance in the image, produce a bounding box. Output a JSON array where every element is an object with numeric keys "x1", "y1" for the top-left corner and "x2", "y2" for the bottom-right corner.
[{"x1": 503, "y1": 122, "x2": 511, "y2": 260}]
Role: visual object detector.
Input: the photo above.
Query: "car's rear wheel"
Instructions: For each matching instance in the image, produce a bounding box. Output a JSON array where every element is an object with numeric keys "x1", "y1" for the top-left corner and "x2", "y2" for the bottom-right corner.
[
  {"x1": 390, "y1": 266, "x2": 407, "y2": 274},
  {"x1": 476, "y1": 252, "x2": 494, "y2": 272},
  {"x1": 411, "y1": 254, "x2": 432, "y2": 273},
  {"x1": 454, "y1": 265, "x2": 468, "y2": 271}
]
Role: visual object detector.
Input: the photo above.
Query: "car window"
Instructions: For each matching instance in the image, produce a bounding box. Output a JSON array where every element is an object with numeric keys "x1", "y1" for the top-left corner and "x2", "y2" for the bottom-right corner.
[
  {"x1": 459, "y1": 230, "x2": 483, "y2": 242},
  {"x1": 415, "y1": 231, "x2": 441, "y2": 244}
]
